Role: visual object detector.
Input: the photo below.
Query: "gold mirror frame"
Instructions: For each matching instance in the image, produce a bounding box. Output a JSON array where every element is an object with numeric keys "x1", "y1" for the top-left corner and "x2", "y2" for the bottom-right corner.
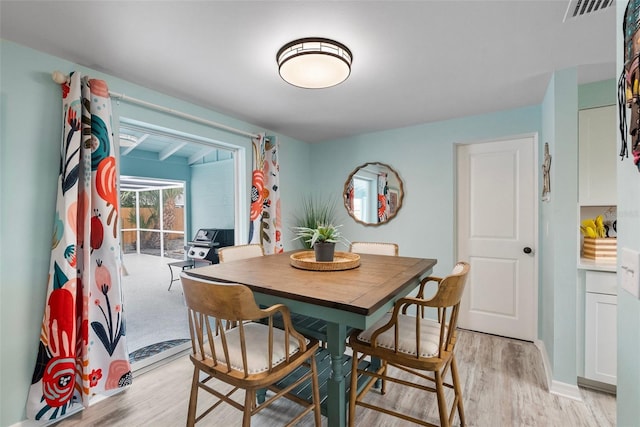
[{"x1": 343, "y1": 162, "x2": 404, "y2": 226}]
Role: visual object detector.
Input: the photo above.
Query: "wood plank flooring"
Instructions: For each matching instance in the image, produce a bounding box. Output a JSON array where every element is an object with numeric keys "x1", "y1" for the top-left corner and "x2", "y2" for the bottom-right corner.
[{"x1": 53, "y1": 330, "x2": 615, "y2": 426}]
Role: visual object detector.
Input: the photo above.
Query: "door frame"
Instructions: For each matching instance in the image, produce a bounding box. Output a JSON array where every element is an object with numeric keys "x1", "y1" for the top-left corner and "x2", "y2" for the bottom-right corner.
[
  {"x1": 117, "y1": 118, "x2": 247, "y2": 372},
  {"x1": 453, "y1": 132, "x2": 539, "y2": 341}
]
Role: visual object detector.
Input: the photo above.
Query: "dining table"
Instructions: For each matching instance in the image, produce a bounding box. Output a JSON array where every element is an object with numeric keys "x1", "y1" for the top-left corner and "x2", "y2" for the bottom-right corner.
[{"x1": 185, "y1": 250, "x2": 437, "y2": 427}]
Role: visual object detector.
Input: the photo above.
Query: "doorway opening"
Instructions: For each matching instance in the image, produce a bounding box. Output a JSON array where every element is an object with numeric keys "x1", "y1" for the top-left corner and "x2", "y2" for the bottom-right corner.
[
  {"x1": 117, "y1": 119, "x2": 245, "y2": 371},
  {"x1": 119, "y1": 177, "x2": 189, "y2": 367}
]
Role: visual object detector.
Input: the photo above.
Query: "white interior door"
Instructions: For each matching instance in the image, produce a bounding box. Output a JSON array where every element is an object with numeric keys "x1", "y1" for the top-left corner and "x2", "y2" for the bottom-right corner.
[{"x1": 456, "y1": 135, "x2": 537, "y2": 341}]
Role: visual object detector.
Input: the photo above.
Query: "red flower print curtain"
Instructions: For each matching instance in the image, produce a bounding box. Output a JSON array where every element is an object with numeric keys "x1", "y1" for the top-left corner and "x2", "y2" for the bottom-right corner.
[
  {"x1": 377, "y1": 172, "x2": 389, "y2": 223},
  {"x1": 26, "y1": 72, "x2": 131, "y2": 421},
  {"x1": 249, "y1": 134, "x2": 283, "y2": 254}
]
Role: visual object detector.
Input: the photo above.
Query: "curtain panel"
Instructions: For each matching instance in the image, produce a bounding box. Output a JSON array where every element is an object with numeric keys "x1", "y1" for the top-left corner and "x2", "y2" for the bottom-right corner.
[
  {"x1": 249, "y1": 135, "x2": 283, "y2": 254},
  {"x1": 26, "y1": 72, "x2": 131, "y2": 421},
  {"x1": 377, "y1": 172, "x2": 389, "y2": 223}
]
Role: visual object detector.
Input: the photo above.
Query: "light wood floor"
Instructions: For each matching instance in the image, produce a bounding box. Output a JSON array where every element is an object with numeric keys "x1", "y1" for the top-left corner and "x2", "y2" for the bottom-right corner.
[{"x1": 53, "y1": 330, "x2": 615, "y2": 426}]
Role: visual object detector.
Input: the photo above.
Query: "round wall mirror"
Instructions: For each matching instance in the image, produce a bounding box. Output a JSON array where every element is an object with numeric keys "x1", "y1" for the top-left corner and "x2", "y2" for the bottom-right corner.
[{"x1": 343, "y1": 162, "x2": 404, "y2": 226}]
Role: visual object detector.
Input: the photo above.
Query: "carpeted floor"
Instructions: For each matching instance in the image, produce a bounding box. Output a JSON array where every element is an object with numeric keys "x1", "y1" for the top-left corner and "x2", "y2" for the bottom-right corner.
[{"x1": 121, "y1": 253, "x2": 192, "y2": 359}]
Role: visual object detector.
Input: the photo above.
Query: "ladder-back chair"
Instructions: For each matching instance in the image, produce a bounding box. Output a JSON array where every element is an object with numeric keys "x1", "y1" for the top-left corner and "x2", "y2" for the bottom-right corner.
[
  {"x1": 348, "y1": 262, "x2": 470, "y2": 427},
  {"x1": 349, "y1": 241, "x2": 399, "y2": 256},
  {"x1": 180, "y1": 274, "x2": 322, "y2": 427},
  {"x1": 217, "y1": 243, "x2": 264, "y2": 263},
  {"x1": 217, "y1": 244, "x2": 330, "y2": 346}
]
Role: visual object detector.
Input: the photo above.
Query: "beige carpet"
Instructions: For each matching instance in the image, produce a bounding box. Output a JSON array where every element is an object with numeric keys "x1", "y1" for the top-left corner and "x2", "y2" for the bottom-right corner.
[{"x1": 121, "y1": 253, "x2": 191, "y2": 355}]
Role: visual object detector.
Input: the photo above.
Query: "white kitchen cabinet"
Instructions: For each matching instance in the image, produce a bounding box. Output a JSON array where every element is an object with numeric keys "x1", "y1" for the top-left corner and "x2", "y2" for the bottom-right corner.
[
  {"x1": 584, "y1": 271, "x2": 617, "y2": 386},
  {"x1": 578, "y1": 105, "x2": 617, "y2": 206}
]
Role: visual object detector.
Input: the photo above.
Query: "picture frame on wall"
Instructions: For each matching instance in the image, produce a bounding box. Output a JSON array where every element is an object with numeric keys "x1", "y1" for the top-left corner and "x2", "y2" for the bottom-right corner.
[{"x1": 389, "y1": 188, "x2": 399, "y2": 215}]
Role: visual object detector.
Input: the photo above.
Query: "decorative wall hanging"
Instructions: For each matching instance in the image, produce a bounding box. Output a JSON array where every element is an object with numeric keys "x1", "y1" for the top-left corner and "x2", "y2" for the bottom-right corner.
[
  {"x1": 542, "y1": 142, "x2": 552, "y2": 201},
  {"x1": 618, "y1": 0, "x2": 640, "y2": 172}
]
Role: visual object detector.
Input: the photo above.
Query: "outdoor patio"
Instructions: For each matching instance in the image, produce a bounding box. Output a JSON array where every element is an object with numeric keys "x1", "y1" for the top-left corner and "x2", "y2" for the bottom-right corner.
[{"x1": 121, "y1": 252, "x2": 191, "y2": 365}]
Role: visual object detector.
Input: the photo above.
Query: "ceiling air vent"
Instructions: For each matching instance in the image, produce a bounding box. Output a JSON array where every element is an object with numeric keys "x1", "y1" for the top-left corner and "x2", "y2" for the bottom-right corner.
[{"x1": 563, "y1": 0, "x2": 615, "y2": 21}]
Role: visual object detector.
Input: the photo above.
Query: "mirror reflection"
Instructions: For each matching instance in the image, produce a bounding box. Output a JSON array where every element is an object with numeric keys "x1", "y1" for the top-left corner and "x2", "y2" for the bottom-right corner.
[{"x1": 344, "y1": 162, "x2": 404, "y2": 226}]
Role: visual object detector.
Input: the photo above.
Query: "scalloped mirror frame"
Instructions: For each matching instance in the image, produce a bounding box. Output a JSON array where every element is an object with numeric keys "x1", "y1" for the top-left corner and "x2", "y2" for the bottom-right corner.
[{"x1": 343, "y1": 161, "x2": 404, "y2": 226}]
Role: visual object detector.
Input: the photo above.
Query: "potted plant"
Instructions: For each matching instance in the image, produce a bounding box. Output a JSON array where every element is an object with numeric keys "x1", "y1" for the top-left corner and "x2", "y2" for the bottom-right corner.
[
  {"x1": 293, "y1": 196, "x2": 339, "y2": 249},
  {"x1": 293, "y1": 223, "x2": 348, "y2": 262}
]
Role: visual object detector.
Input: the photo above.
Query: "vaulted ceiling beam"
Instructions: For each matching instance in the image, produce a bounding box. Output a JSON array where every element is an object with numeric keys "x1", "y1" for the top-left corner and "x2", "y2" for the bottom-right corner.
[
  {"x1": 159, "y1": 141, "x2": 188, "y2": 161},
  {"x1": 121, "y1": 133, "x2": 149, "y2": 156},
  {"x1": 188, "y1": 147, "x2": 216, "y2": 165}
]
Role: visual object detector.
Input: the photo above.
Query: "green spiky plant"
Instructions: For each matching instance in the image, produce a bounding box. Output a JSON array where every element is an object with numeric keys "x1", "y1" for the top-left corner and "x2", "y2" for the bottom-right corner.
[
  {"x1": 292, "y1": 196, "x2": 343, "y2": 249},
  {"x1": 293, "y1": 223, "x2": 348, "y2": 249}
]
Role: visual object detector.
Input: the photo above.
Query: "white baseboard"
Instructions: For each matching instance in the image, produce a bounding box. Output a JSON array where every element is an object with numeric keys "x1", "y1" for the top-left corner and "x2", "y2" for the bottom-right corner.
[
  {"x1": 534, "y1": 339, "x2": 553, "y2": 391},
  {"x1": 534, "y1": 339, "x2": 582, "y2": 402},
  {"x1": 549, "y1": 380, "x2": 583, "y2": 401}
]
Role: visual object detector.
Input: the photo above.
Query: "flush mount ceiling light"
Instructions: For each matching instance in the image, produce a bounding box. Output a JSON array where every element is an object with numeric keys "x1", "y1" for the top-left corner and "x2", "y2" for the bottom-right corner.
[{"x1": 277, "y1": 38, "x2": 352, "y2": 89}]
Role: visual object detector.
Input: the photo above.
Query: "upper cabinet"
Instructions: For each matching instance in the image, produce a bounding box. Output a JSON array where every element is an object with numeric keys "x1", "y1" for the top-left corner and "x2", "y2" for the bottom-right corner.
[{"x1": 578, "y1": 105, "x2": 617, "y2": 205}]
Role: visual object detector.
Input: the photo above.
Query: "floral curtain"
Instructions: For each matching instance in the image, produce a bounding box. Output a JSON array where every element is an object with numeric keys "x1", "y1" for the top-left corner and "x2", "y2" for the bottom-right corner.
[
  {"x1": 26, "y1": 72, "x2": 131, "y2": 421},
  {"x1": 249, "y1": 134, "x2": 283, "y2": 254},
  {"x1": 377, "y1": 172, "x2": 389, "y2": 223}
]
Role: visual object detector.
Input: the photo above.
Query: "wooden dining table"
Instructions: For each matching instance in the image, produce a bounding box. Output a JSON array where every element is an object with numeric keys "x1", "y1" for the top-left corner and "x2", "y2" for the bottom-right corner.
[{"x1": 185, "y1": 250, "x2": 437, "y2": 427}]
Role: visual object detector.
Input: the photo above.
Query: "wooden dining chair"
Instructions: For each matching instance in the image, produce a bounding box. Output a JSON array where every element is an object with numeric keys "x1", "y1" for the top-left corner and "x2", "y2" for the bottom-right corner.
[
  {"x1": 218, "y1": 243, "x2": 264, "y2": 263},
  {"x1": 180, "y1": 274, "x2": 322, "y2": 426},
  {"x1": 217, "y1": 243, "x2": 330, "y2": 347},
  {"x1": 348, "y1": 262, "x2": 470, "y2": 427},
  {"x1": 349, "y1": 241, "x2": 399, "y2": 256}
]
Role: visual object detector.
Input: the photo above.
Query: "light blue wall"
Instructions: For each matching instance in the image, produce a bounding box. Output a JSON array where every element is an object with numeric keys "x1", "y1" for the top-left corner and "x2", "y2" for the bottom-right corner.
[
  {"x1": 547, "y1": 68, "x2": 580, "y2": 384},
  {"x1": 0, "y1": 40, "x2": 311, "y2": 426},
  {"x1": 540, "y1": 73, "x2": 557, "y2": 365},
  {"x1": 191, "y1": 159, "x2": 235, "y2": 232},
  {"x1": 309, "y1": 106, "x2": 542, "y2": 278},
  {"x1": 579, "y1": 79, "x2": 616, "y2": 109},
  {"x1": 616, "y1": 2, "x2": 640, "y2": 425},
  {"x1": 2, "y1": 33, "x2": 637, "y2": 426}
]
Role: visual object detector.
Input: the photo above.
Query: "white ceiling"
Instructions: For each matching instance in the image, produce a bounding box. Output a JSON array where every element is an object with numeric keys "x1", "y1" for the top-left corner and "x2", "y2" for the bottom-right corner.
[{"x1": 0, "y1": 0, "x2": 617, "y2": 144}]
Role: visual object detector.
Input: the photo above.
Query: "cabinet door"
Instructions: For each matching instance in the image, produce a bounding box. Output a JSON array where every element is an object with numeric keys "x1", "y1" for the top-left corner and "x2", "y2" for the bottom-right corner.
[
  {"x1": 578, "y1": 105, "x2": 617, "y2": 205},
  {"x1": 585, "y1": 292, "x2": 617, "y2": 385}
]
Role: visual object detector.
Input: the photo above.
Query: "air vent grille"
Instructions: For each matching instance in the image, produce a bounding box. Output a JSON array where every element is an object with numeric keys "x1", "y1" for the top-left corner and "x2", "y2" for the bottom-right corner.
[{"x1": 564, "y1": 0, "x2": 615, "y2": 21}]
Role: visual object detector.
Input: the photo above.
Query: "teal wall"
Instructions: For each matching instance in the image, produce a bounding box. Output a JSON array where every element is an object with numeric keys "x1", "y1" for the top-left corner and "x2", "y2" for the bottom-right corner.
[
  {"x1": 121, "y1": 150, "x2": 191, "y2": 182},
  {"x1": 616, "y1": 2, "x2": 640, "y2": 425},
  {"x1": 121, "y1": 149, "x2": 237, "y2": 241}
]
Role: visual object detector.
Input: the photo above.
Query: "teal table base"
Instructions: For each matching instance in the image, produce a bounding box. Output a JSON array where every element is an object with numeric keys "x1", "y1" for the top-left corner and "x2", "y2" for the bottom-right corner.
[
  {"x1": 273, "y1": 347, "x2": 373, "y2": 419},
  {"x1": 252, "y1": 284, "x2": 423, "y2": 426}
]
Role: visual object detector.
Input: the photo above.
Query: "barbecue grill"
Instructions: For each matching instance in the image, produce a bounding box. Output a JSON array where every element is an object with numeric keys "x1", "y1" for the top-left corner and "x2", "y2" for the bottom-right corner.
[
  {"x1": 187, "y1": 228, "x2": 235, "y2": 264},
  {"x1": 167, "y1": 228, "x2": 235, "y2": 291}
]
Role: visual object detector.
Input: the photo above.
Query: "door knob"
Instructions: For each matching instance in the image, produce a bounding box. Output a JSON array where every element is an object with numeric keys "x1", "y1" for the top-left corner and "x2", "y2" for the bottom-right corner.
[{"x1": 523, "y1": 247, "x2": 533, "y2": 254}]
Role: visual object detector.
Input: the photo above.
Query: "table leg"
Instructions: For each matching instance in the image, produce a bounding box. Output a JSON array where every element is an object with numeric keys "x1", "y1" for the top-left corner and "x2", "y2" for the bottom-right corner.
[
  {"x1": 256, "y1": 388, "x2": 266, "y2": 404},
  {"x1": 168, "y1": 264, "x2": 175, "y2": 291},
  {"x1": 326, "y1": 322, "x2": 347, "y2": 427}
]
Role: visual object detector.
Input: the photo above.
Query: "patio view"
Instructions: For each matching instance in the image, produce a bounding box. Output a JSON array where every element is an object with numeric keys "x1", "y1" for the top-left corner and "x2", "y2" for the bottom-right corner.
[{"x1": 119, "y1": 179, "x2": 191, "y2": 367}]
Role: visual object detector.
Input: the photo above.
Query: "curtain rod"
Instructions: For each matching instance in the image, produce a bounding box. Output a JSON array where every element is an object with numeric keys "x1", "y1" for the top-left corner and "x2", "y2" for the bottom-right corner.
[{"x1": 51, "y1": 71, "x2": 260, "y2": 139}]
